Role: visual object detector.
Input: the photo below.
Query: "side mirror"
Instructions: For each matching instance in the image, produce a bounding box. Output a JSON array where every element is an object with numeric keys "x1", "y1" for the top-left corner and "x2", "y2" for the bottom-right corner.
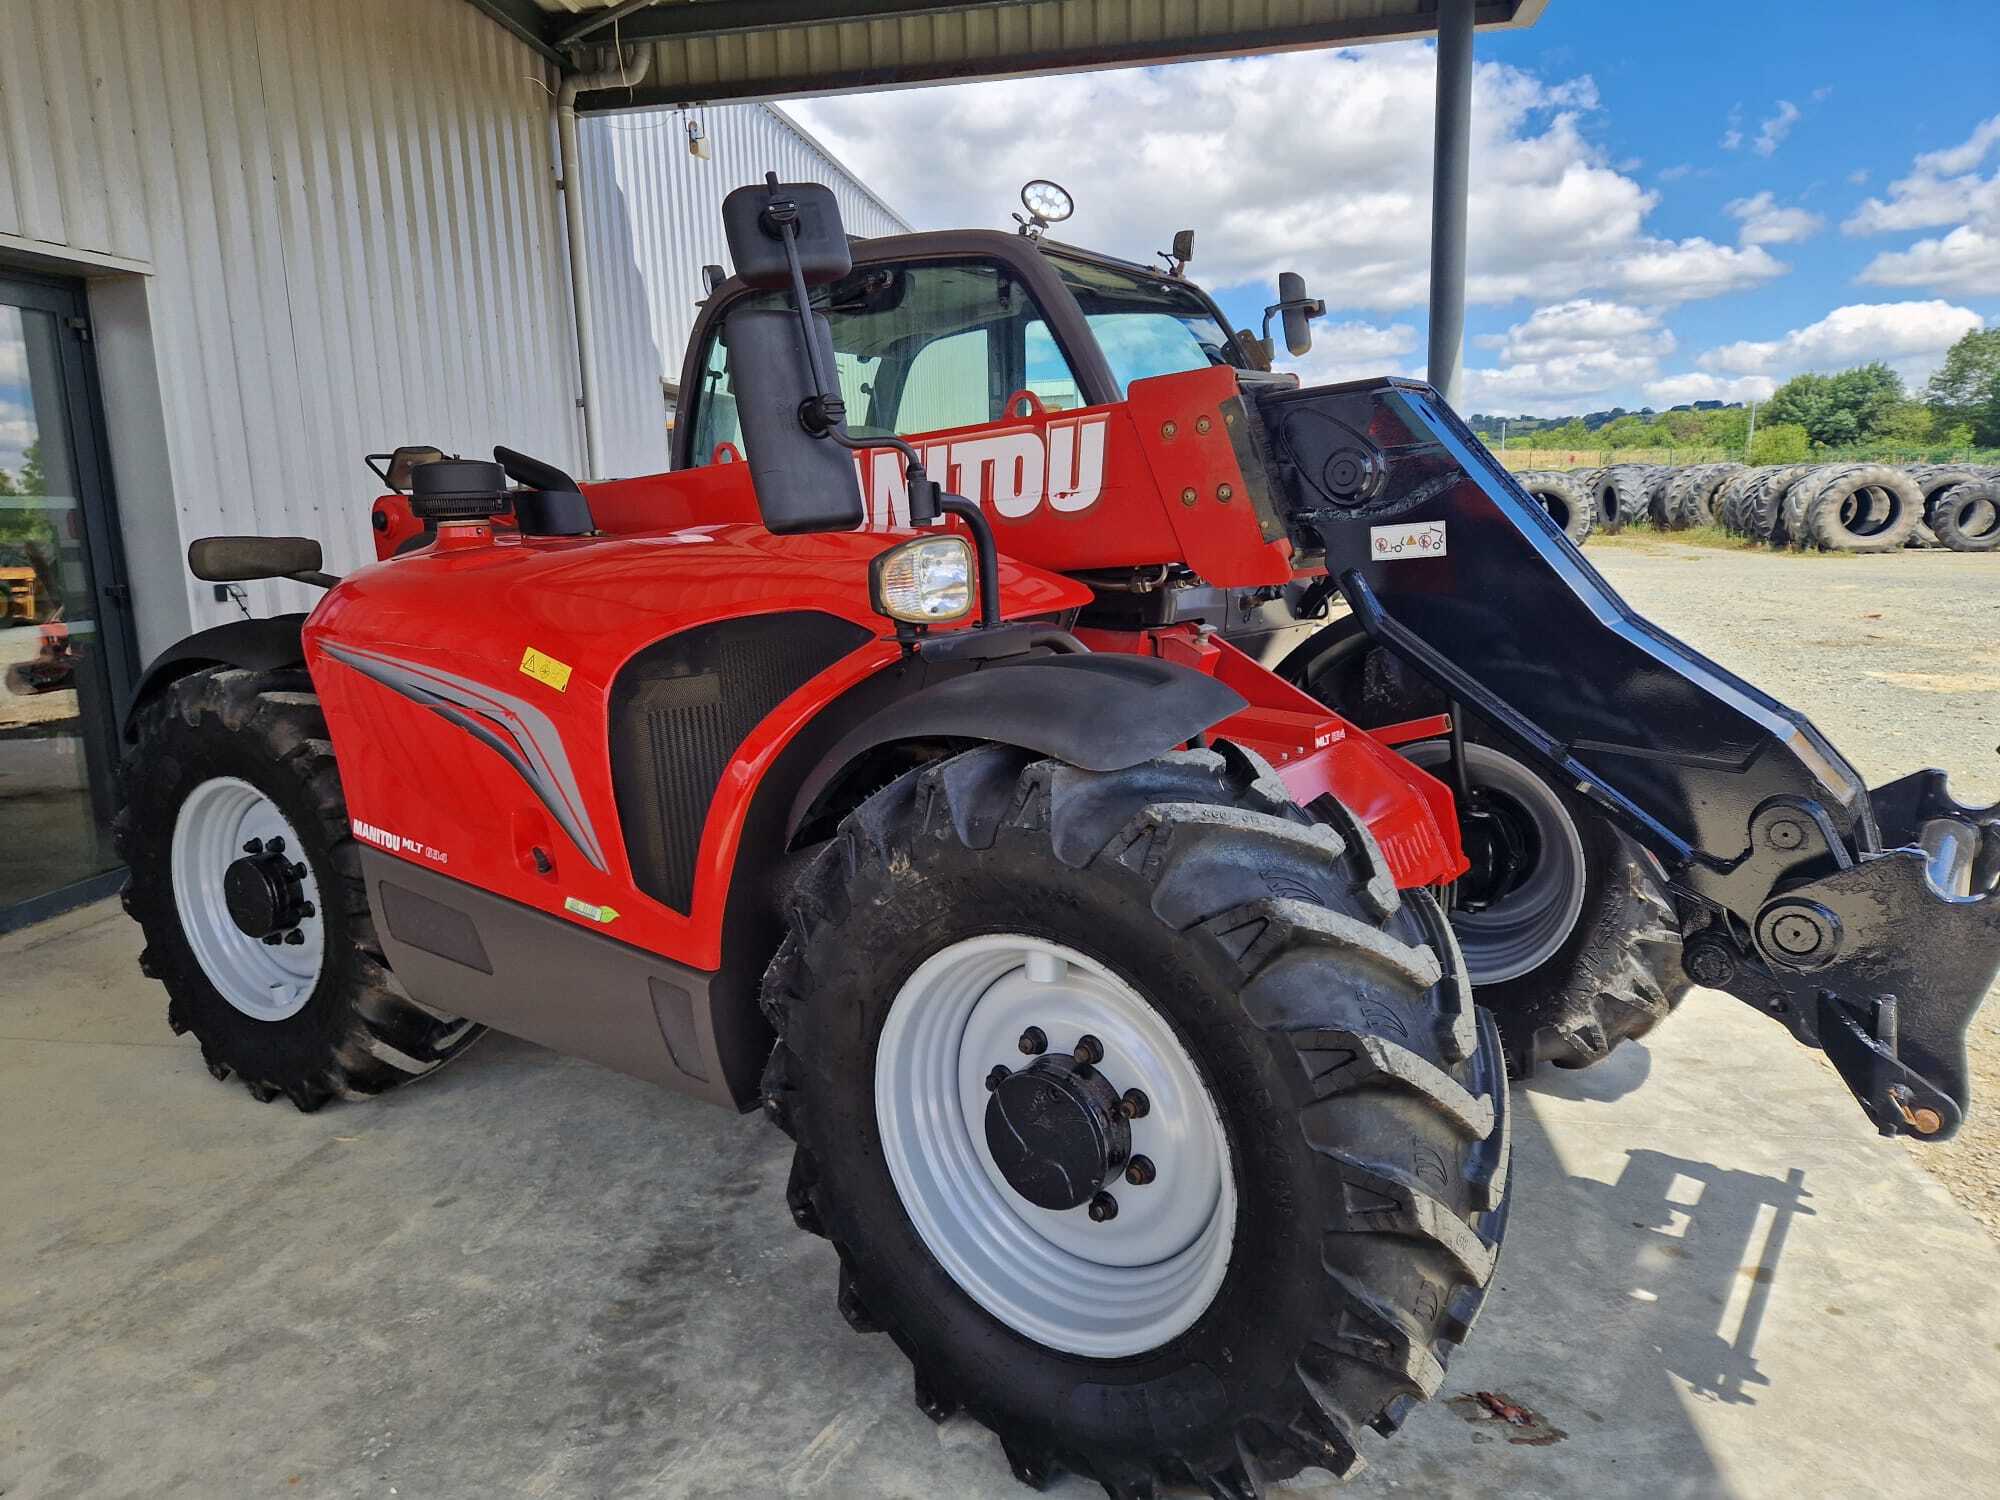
[
  {"x1": 1172, "y1": 229, "x2": 1195, "y2": 264},
  {"x1": 722, "y1": 306, "x2": 864, "y2": 535},
  {"x1": 721, "y1": 180, "x2": 851, "y2": 291},
  {"x1": 189, "y1": 535, "x2": 330, "y2": 585},
  {"x1": 1276, "y1": 271, "x2": 1325, "y2": 357},
  {"x1": 715, "y1": 177, "x2": 865, "y2": 537}
]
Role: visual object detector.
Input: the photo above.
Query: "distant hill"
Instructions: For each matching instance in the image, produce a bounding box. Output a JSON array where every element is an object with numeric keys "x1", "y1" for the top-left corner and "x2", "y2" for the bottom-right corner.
[{"x1": 1468, "y1": 400, "x2": 1741, "y2": 439}]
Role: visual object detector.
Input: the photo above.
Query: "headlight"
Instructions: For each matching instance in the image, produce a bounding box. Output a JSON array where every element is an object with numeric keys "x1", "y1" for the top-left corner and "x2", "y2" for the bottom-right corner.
[{"x1": 870, "y1": 536, "x2": 973, "y2": 624}]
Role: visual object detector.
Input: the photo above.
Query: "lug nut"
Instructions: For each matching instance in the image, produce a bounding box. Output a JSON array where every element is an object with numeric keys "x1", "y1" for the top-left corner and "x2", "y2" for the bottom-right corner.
[
  {"x1": 1087, "y1": 1192, "x2": 1118, "y2": 1222},
  {"x1": 1124, "y1": 1155, "x2": 1156, "y2": 1186},
  {"x1": 985, "y1": 1065, "x2": 1010, "y2": 1091},
  {"x1": 290, "y1": 862, "x2": 308, "y2": 880},
  {"x1": 299, "y1": 902, "x2": 315, "y2": 918},
  {"x1": 242, "y1": 838, "x2": 263, "y2": 855},
  {"x1": 1118, "y1": 1088, "x2": 1150, "y2": 1120},
  {"x1": 1073, "y1": 1034, "x2": 1104, "y2": 1066},
  {"x1": 267, "y1": 837, "x2": 286, "y2": 854},
  {"x1": 1017, "y1": 1026, "x2": 1047, "y2": 1056},
  {"x1": 262, "y1": 933, "x2": 282, "y2": 946},
  {"x1": 283, "y1": 930, "x2": 304, "y2": 946}
]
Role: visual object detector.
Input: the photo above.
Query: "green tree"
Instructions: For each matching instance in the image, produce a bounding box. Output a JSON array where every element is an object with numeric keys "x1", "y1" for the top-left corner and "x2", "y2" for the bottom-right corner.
[
  {"x1": 1764, "y1": 362, "x2": 1904, "y2": 447},
  {"x1": 17, "y1": 441, "x2": 45, "y2": 497},
  {"x1": 1658, "y1": 409, "x2": 1707, "y2": 443},
  {"x1": 0, "y1": 465, "x2": 17, "y2": 496},
  {"x1": 1749, "y1": 422, "x2": 1811, "y2": 463},
  {"x1": 1701, "y1": 406, "x2": 1749, "y2": 449},
  {"x1": 1925, "y1": 328, "x2": 2000, "y2": 445},
  {"x1": 1870, "y1": 400, "x2": 1934, "y2": 445}
]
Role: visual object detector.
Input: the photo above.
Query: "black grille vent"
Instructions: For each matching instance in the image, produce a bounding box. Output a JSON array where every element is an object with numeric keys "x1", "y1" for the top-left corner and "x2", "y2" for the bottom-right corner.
[{"x1": 610, "y1": 612, "x2": 869, "y2": 912}]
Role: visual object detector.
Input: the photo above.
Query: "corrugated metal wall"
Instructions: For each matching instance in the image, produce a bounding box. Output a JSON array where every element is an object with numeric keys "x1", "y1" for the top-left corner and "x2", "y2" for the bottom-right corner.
[
  {"x1": 0, "y1": 0, "x2": 656, "y2": 636},
  {"x1": 577, "y1": 101, "x2": 909, "y2": 474}
]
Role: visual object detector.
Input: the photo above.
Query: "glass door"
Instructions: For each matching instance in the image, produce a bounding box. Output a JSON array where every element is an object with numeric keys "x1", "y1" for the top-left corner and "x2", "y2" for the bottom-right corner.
[{"x1": 0, "y1": 272, "x2": 136, "y2": 928}]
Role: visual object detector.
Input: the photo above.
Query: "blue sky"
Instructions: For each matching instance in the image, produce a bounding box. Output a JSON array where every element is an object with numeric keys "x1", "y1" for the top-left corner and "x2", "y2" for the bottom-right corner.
[{"x1": 793, "y1": 0, "x2": 2000, "y2": 415}]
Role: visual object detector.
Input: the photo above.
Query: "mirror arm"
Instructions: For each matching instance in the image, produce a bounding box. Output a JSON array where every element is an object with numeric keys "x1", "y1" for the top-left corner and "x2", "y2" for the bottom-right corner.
[
  {"x1": 937, "y1": 495, "x2": 1002, "y2": 629},
  {"x1": 287, "y1": 570, "x2": 340, "y2": 590}
]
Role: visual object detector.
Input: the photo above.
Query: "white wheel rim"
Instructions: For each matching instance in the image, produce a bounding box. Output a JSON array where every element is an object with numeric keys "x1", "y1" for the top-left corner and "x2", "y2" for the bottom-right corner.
[
  {"x1": 1406, "y1": 741, "x2": 1588, "y2": 985},
  {"x1": 170, "y1": 776, "x2": 325, "y2": 1021},
  {"x1": 875, "y1": 934, "x2": 1236, "y2": 1358}
]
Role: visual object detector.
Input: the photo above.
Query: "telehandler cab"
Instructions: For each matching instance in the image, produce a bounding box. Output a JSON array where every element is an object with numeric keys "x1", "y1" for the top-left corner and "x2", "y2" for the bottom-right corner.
[{"x1": 118, "y1": 177, "x2": 1999, "y2": 1497}]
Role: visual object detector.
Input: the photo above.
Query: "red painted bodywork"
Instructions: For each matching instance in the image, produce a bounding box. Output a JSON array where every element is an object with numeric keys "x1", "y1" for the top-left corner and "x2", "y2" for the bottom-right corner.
[
  {"x1": 338, "y1": 365, "x2": 1461, "y2": 974},
  {"x1": 308, "y1": 522, "x2": 1090, "y2": 970}
]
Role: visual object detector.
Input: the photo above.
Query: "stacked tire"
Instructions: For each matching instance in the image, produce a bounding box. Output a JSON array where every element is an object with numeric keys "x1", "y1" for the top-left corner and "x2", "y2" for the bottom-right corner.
[
  {"x1": 1930, "y1": 476, "x2": 2000, "y2": 553},
  {"x1": 1512, "y1": 469, "x2": 1596, "y2": 545},
  {"x1": 1500, "y1": 458, "x2": 1998, "y2": 555}
]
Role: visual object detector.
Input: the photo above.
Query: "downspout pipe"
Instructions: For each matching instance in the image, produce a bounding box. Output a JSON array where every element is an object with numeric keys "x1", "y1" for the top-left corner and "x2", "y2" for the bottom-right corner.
[{"x1": 557, "y1": 51, "x2": 649, "y2": 480}]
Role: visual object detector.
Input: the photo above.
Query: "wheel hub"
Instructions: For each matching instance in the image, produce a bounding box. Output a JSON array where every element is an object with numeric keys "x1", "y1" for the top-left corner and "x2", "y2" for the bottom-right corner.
[
  {"x1": 984, "y1": 1055, "x2": 1129, "y2": 1210},
  {"x1": 170, "y1": 777, "x2": 326, "y2": 1021},
  {"x1": 874, "y1": 934, "x2": 1236, "y2": 1357},
  {"x1": 223, "y1": 843, "x2": 308, "y2": 939},
  {"x1": 1456, "y1": 794, "x2": 1541, "y2": 914}
]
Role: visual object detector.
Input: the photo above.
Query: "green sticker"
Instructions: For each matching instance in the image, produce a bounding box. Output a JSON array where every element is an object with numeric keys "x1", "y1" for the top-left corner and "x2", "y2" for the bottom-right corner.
[{"x1": 563, "y1": 896, "x2": 620, "y2": 924}]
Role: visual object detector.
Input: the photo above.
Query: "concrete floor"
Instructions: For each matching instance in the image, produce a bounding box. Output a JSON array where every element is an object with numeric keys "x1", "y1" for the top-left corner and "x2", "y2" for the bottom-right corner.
[{"x1": 4, "y1": 899, "x2": 1999, "y2": 1500}]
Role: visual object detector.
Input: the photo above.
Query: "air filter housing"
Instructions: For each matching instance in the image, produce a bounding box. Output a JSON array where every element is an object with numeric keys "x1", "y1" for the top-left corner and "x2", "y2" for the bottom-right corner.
[{"x1": 410, "y1": 458, "x2": 511, "y2": 522}]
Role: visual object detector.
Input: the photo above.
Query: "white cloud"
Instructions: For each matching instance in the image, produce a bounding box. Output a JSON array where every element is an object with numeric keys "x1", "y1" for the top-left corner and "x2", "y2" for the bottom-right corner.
[
  {"x1": 1460, "y1": 299, "x2": 1675, "y2": 412},
  {"x1": 1859, "y1": 226, "x2": 2000, "y2": 298},
  {"x1": 1844, "y1": 114, "x2": 2000, "y2": 234},
  {"x1": 1658, "y1": 163, "x2": 1694, "y2": 182},
  {"x1": 1811, "y1": 86, "x2": 1834, "y2": 103},
  {"x1": 1725, "y1": 191, "x2": 1825, "y2": 246},
  {"x1": 1284, "y1": 321, "x2": 1419, "y2": 384},
  {"x1": 1847, "y1": 168, "x2": 1870, "y2": 186},
  {"x1": 790, "y1": 45, "x2": 1787, "y2": 316},
  {"x1": 1840, "y1": 115, "x2": 2000, "y2": 296},
  {"x1": 1643, "y1": 372, "x2": 1777, "y2": 406},
  {"x1": 0, "y1": 340, "x2": 24, "y2": 385},
  {"x1": 1753, "y1": 100, "x2": 1801, "y2": 158},
  {"x1": 1696, "y1": 300, "x2": 1984, "y2": 386},
  {"x1": 1720, "y1": 129, "x2": 1744, "y2": 151},
  {"x1": 1917, "y1": 115, "x2": 2000, "y2": 177}
]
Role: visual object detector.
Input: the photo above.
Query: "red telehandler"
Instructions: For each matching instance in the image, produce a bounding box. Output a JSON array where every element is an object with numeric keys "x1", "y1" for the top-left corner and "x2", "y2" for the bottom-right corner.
[{"x1": 116, "y1": 178, "x2": 1998, "y2": 1497}]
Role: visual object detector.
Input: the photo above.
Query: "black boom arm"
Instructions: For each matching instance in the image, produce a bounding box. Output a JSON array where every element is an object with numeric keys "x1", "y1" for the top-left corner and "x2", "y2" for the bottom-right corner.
[{"x1": 1251, "y1": 376, "x2": 2000, "y2": 1142}]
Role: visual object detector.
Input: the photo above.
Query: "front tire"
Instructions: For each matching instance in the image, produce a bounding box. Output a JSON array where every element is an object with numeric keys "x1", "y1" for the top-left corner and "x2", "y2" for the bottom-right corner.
[
  {"x1": 116, "y1": 667, "x2": 483, "y2": 1110},
  {"x1": 763, "y1": 744, "x2": 1510, "y2": 1496}
]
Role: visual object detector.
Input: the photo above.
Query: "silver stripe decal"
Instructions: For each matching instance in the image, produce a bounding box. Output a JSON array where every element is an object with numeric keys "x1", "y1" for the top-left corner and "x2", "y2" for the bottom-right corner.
[{"x1": 321, "y1": 641, "x2": 610, "y2": 872}]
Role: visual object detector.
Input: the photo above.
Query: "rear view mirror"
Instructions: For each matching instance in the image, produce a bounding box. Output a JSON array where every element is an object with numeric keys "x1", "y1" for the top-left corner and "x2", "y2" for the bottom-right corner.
[
  {"x1": 1172, "y1": 229, "x2": 1195, "y2": 264},
  {"x1": 1277, "y1": 271, "x2": 1324, "y2": 357},
  {"x1": 722, "y1": 307, "x2": 863, "y2": 535},
  {"x1": 721, "y1": 180, "x2": 851, "y2": 291},
  {"x1": 189, "y1": 535, "x2": 327, "y2": 583}
]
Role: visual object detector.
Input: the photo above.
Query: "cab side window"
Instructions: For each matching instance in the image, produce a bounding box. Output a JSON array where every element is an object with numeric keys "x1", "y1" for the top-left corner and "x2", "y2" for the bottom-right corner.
[{"x1": 685, "y1": 260, "x2": 1084, "y2": 465}]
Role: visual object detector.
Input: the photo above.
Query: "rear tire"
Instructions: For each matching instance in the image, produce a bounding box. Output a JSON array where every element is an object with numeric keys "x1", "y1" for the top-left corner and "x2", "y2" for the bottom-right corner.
[
  {"x1": 116, "y1": 667, "x2": 484, "y2": 1110},
  {"x1": 1286, "y1": 622, "x2": 1689, "y2": 1074},
  {"x1": 763, "y1": 744, "x2": 1510, "y2": 1496}
]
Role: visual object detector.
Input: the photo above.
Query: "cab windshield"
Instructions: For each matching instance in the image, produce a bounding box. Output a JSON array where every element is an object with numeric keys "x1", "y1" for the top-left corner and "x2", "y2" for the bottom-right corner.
[{"x1": 1045, "y1": 251, "x2": 1244, "y2": 396}]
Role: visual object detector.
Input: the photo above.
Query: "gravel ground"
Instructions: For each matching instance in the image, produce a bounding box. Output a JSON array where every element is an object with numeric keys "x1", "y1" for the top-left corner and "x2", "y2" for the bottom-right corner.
[{"x1": 1587, "y1": 534, "x2": 2000, "y2": 1237}]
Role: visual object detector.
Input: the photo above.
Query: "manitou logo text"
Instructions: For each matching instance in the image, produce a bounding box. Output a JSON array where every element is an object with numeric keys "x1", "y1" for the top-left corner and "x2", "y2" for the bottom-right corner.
[
  {"x1": 854, "y1": 414, "x2": 1109, "y2": 528},
  {"x1": 352, "y1": 818, "x2": 449, "y2": 865}
]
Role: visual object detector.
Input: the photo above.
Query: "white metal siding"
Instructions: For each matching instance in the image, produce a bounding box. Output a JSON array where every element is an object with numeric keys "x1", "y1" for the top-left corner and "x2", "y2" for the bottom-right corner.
[
  {"x1": 577, "y1": 100, "x2": 909, "y2": 474},
  {"x1": 0, "y1": 0, "x2": 653, "y2": 637}
]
